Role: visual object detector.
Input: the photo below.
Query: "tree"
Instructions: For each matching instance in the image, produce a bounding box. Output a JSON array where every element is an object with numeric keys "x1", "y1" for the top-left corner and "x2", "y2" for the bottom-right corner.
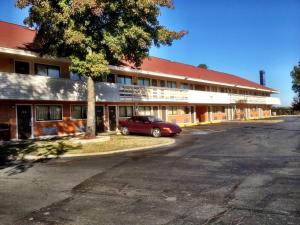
[
  {"x1": 292, "y1": 96, "x2": 300, "y2": 111},
  {"x1": 291, "y1": 62, "x2": 300, "y2": 94},
  {"x1": 198, "y1": 64, "x2": 208, "y2": 69},
  {"x1": 17, "y1": 0, "x2": 186, "y2": 138},
  {"x1": 291, "y1": 62, "x2": 300, "y2": 111}
]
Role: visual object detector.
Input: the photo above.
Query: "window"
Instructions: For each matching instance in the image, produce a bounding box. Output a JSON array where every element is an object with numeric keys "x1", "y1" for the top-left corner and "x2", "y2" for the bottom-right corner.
[
  {"x1": 36, "y1": 105, "x2": 62, "y2": 121},
  {"x1": 211, "y1": 86, "x2": 218, "y2": 92},
  {"x1": 138, "y1": 106, "x2": 151, "y2": 115},
  {"x1": 212, "y1": 106, "x2": 225, "y2": 113},
  {"x1": 167, "y1": 81, "x2": 177, "y2": 89},
  {"x1": 137, "y1": 77, "x2": 150, "y2": 86},
  {"x1": 70, "y1": 72, "x2": 86, "y2": 81},
  {"x1": 15, "y1": 61, "x2": 29, "y2": 74},
  {"x1": 35, "y1": 64, "x2": 60, "y2": 78},
  {"x1": 106, "y1": 74, "x2": 115, "y2": 83},
  {"x1": 195, "y1": 85, "x2": 206, "y2": 91},
  {"x1": 180, "y1": 83, "x2": 189, "y2": 89},
  {"x1": 160, "y1": 80, "x2": 166, "y2": 87},
  {"x1": 168, "y1": 106, "x2": 177, "y2": 115},
  {"x1": 151, "y1": 79, "x2": 158, "y2": 86},
  {"x1": 71, "y1": 105, "x2": 87, "y2": 119},
  {"x1": 117, "y1": 75, "x2": 132, "y2": 85},
  {"x1": 119, "y1": 106, "x2": 133, "y2": 117}
]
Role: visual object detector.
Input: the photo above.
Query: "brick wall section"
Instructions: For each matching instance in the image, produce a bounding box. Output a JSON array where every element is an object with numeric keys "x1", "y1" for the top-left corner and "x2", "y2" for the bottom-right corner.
[
  {"x1": 167, "y1": 115, "x2": 191, "y2": 124},
  {"x1": 0, "y1": 101, "x2": 17, "y2": 139},
  {"x1": 212, "y1": 112, "x2": 226, "y2": 121}
]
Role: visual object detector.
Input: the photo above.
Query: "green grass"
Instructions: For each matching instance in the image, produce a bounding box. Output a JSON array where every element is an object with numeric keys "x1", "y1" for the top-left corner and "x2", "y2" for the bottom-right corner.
[{"x1": 0, "y1": 135, "x2": 172, "y2": 161}]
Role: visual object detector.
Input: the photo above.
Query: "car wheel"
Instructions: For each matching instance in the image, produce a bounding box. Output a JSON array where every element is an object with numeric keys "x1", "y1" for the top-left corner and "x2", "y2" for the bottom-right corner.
[
  {"x1": 152, "y1": 128, "x2": 161, "y2": 137},
  {"x1": 121, "y1": 126, "x2": 129, "y2": 135}
]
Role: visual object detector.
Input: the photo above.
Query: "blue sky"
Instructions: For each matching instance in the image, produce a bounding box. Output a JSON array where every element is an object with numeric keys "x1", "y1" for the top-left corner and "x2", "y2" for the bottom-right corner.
[{"x1": 1, "y1": 0, "x2": 299, "y2": 106}]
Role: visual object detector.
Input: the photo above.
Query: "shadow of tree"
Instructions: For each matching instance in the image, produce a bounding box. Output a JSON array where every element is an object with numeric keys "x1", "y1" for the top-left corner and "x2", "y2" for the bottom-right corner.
[{"x1": 0, "y1": 138, "x2": 81, "y2": 175}]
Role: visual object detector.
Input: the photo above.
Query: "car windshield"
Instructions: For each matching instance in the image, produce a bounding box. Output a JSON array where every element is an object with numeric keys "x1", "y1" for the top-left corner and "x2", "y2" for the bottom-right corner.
[{"x1": 148, "y1": 116, "x2": 163, "y2": 123}]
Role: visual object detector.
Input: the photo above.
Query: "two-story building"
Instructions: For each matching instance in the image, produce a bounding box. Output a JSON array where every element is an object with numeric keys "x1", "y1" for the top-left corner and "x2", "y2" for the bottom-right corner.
[{"x1": 0, "y1": 21, "x2": 280, "y2": 140}]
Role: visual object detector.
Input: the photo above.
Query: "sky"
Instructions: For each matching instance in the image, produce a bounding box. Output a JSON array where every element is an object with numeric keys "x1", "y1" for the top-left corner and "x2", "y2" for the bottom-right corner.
[{"x1": 1, "y1": 0, "x2": 299, "y2": 106}]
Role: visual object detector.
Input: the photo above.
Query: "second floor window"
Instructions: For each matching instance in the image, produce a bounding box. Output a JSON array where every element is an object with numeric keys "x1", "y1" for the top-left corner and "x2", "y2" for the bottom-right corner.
[
  {"x1": 117, "y1": 75, "x2": 132, "y2": 85},
  {"x1": 137, "y1": 77, "x2": 150, "y2": 86},
  {"x1": 15, "y1": 61, "x2": 30, "y2": 74},
  {"x1": 180, "y1": 83, "x2": 189, "y2": 89},
  {"x1": 35, "y1": 64, "x2": 60, "y2": 78},
  {"x1": 70, "y1": 72, "x2": 86, "y2": 81},
  {"x1": 167, "y1": 81, "x2": 177, "y2": 89}
]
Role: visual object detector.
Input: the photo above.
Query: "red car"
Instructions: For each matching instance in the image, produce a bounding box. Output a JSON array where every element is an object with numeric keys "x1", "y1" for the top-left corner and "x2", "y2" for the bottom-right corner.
[{"x1": 119, "y1": 116, "x2": 182, "y2": 137}]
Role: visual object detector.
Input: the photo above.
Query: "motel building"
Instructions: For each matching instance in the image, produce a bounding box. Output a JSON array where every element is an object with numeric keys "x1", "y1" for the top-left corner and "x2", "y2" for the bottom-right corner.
[{"x1": 0, "y1": 21, "x2": 281, "y2": 140}]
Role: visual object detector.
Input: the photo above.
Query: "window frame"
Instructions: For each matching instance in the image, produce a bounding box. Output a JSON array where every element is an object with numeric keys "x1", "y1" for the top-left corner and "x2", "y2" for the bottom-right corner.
[
  {"x1": 34, "y1": 63, "x2": 61, "y2": 78},
  {"x1": 138, "y1": 106, "x2": 152, "y2": 116},
  {"x1": 119, "y1": 106, "x2": 134, "y2": 118},
  {"x1": 167, "y1": 106, "x2": 178, "y2": 115},
  {"x1": 180, "y1": 83, "x2": 189, "y2": 90},
  {"x1": 117, "y1": 75, "x2": 132, "y2": 85},
  {"x1": 14, "y1": 60, "x2": 30, "y2": 74},
  {"x1": 137, "y1": 77, "x2": 151, "y2": 86},
  {"x1": 167, "y1": 81, "x2": 177, "y2": 89},
  {"x1": 35, "y1": 104, "x2": 63, "y2": 122},
  {"x1": 70, "y1": 105, "x2": 87, "y2": 120}
]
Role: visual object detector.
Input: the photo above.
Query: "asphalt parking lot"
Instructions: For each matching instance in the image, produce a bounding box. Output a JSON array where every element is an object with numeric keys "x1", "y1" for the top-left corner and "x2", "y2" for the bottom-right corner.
[{"x1": 0, "y1": 116, "x2": 299, "y2": 225}]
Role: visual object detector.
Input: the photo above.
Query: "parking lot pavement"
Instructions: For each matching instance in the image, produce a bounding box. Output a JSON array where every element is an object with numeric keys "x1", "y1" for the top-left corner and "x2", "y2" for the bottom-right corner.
[{"x1": 1, "y1": 116, "x2": 300, "y2": 225}]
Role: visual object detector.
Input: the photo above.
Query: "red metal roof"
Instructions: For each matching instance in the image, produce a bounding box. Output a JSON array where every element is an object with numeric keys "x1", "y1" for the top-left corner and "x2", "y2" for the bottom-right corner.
[
  {"x1": 0, "y1": 21, "x2": 36, "y2": 50},
  {"x1": 122, "y1": 57, "x2": 276, "y2": 92},
  {"x1": 0, "y1": 20, "x2": 275, "y2": 92}
]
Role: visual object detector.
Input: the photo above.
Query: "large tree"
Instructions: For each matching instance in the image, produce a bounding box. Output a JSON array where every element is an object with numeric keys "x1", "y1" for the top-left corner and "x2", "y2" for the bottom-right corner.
[
  {"x1": 291, "y1": 62, "x2": 300, "y2": 111},
  {"x1": 17, "y1": 0, "x2": 186, "y2": 137}
]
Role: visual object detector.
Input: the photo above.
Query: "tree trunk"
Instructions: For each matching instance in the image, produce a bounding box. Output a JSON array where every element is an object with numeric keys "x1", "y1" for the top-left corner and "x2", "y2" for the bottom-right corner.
[{"x1": 86, "y1": 76, "x2": 96, "y2": 138}]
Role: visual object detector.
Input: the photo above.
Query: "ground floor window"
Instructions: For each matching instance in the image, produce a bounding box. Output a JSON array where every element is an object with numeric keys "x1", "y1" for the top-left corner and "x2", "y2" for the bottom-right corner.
[
  {"x1": 138, "y1": 106, "x2": 151, "y2": 115},
  {"x1": 119, "y1": 106, "x2": 133, "y2": 117},
  {"x1": 168, "y1": 106, "x2": 177, "y2": 115},
  {"x1": 36, "y1": 105, "x2": 62, "y2": 121},
  {"x1": 71, "y1": 105, "x2": 87, "y2": 119},
  {"x1": 212, "y1": 106, "x2": 225, "y2": 113}
]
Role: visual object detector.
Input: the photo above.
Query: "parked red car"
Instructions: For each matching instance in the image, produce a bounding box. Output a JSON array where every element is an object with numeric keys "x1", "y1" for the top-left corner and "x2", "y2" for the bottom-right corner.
[{"x1": 119, "y1": 116, "x2": 182, "y2": 137}]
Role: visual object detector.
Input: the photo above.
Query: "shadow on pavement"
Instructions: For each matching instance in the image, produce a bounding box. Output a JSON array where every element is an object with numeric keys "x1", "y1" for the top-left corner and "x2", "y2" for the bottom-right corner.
[{"x1": 0, "y1": 139, "x2": 79, "y2": 175}]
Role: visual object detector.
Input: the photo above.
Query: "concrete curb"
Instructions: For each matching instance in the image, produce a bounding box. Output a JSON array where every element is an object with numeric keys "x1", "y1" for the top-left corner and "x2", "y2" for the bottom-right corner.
[{"x1": 22, "y1": 138, "x2": 176, "y2": 160}]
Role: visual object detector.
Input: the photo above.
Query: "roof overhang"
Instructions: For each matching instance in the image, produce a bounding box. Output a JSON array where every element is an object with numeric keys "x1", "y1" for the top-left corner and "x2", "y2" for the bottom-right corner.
[
  {"x1": 0, "y1": 46, "x2": 70, "y2": 63},
  {"x1": 0, "y1": 46, "x2": 279, "y2": 93},
  {"x1": 109, "y1": 65, "x2": 279, "y2": 93}
]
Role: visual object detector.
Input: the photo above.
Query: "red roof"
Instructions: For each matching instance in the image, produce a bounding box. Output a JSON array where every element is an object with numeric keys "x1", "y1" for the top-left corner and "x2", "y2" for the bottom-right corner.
[
  {"x1": 122, "y1": 57, "x2": 275, "y2": 92},
  {"x1": 0, "y1": 20, "x2": 275, "y2": 92},
  {"x1": 0, "y1": 21, "x2": 36, "y2": 50}
]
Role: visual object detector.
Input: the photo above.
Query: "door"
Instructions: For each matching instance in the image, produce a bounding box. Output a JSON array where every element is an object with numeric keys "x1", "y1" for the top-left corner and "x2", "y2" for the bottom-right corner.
[
  {"x1": 17, "y1": 105, "x2": 32, "y2": 139},
  {"x1": 95, "y1": 106, "x2": 104, "y2": 133},
  {"x1": 108, "y1": 106, "x2": 117, "y2": 131}
]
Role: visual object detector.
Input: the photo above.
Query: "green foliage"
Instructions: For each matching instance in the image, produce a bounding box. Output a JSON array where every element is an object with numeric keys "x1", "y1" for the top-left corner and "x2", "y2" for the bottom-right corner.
[
  {"x1": 16, "y1": 0, "x2": 186, "y2": 78},
  {"x1": 198, "y1": 64, "x2": 208, "y2": 69},
  {"x1": 291, "y1": 62, "x2": 300, "y2": 95},
  {"x1": 70, "y1": 52, "x2": 109, "y2": 78},
  {"x1": 292, "y1": 96, "x2": 300, "y2": 111}
]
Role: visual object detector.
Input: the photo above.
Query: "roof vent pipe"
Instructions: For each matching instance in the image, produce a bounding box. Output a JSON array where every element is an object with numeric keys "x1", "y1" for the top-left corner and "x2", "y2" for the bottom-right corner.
[{"x1": 259, "y1": 70, "x2": 266, "y2": 86}]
